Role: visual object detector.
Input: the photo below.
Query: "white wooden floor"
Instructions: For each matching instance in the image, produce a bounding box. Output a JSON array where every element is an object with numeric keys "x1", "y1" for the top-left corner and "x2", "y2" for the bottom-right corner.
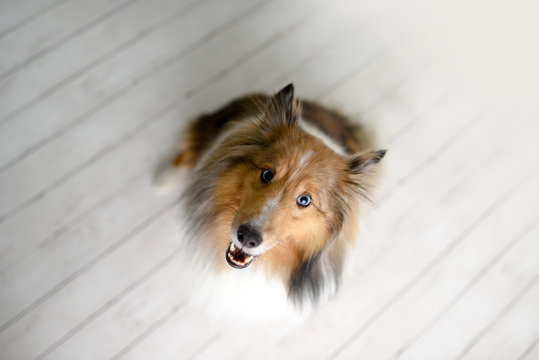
[{"x1": 1, "y1": 0, "x2": 538, "y2": 359}]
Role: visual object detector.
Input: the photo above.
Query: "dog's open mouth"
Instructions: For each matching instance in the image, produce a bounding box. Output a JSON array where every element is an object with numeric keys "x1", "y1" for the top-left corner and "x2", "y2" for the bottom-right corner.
[{"x1": 225, "y1": 242, "x2": 254, "y2": 269}]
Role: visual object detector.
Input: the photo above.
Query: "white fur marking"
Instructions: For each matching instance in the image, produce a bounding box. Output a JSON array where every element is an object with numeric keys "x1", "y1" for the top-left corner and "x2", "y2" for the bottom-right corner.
[
  {"x1": 299, "y1": 149, "x2": 313, "y2": 166},
  {"x1": 299, "y1": 119, "x2": 348, "y2": 157},
  {"x1": 255, "y1": 192, "x2": 282, "y2": 227},
  {"x1": 230, "y1": 192, "x2": 282, "y2": 256}
]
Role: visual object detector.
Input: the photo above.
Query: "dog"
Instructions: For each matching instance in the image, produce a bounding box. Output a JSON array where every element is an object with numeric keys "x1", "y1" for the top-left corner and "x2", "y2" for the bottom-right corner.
[{"x1": 156, "y1": 83, "x2": 385, "y2": 317}]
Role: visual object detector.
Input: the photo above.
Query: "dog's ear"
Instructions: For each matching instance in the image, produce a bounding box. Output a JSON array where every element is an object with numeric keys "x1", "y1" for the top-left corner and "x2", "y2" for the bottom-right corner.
[
  {"x1": 267, "y1": 83, "x2": 300, "y2": 128},
  {"x1": 344, "y1": 150, "x2": 386, "y2": 201},
  {"x1": 346, "y1": 149, "x2": 387, "y2": 175},
  {"x1": 276, "y1": 83, "x2": 295, "y2": 122}
]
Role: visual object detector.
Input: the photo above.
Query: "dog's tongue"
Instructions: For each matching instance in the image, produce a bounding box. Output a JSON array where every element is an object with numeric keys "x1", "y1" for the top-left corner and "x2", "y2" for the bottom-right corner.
[{"x1": 225, "y1": 242, "x2": 254, "y2": 269}]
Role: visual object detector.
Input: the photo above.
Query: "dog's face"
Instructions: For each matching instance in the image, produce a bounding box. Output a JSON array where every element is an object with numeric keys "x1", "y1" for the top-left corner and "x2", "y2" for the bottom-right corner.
[
  {"x1": 220, "y1": 129, "x2": 342, "y2": 269},
  {"x1": 211, "y1": 85, "x2": 385, "y2": 271}
]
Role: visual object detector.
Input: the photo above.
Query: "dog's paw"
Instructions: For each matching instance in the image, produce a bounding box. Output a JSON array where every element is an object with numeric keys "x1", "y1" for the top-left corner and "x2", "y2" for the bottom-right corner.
[{"x1": 153, "y1": 165, "x2": 185, "y2": 194}]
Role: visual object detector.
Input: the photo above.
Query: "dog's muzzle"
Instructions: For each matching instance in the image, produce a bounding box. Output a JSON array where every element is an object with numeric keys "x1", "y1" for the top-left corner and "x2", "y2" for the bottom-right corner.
[{"x1": 225, "y1": 224, "x2": 262, "y2": 269}]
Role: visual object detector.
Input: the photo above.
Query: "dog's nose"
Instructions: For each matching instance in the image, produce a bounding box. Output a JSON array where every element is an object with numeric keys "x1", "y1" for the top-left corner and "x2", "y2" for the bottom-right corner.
[{"x1": 237, "y1": 224, "x2": 262, "y2": 248}]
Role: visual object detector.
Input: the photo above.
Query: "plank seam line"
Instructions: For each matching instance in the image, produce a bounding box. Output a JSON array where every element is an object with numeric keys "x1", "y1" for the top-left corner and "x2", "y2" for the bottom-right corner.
[
  {"x1": 0, "y1": 0, "x2": 140, "y2": 82},
  {"x1": 0, "y1": 97, "x2": 181, "y2": 226},
  {"x1": 379, "y1": 107, "x2": 481, "y2": 204},
  {"x1": 33, "y1": 226, "x2": 184, "y2": 360},
  {"x1": 314, "y1": 50, "x2": 383, "y2": 101},
  {"x1": 186, "y1": 333, "x2": 222, "y2": 360},
  {"x1": 516, "y1": 336, "x2": 539, "y2": 360},
  {"x1": 110, "y1": 302, "x2": 186, "y2": 360},
  {"x1": 184, "y1": 0, "x2": 335, "y2": 100},
  {"x1": 0, "y1": 199, "x2": 178, "y2": 333},
  {"x1": 326, "y1": 163, "x2": 539, "y2": 359},
  {"x1": 437, "y1": 145, "x2": 504, "y2": 206},
  {"x1": 0, "y1": 0, "x2": 71, "y2": 40},
  {"x1": 0, "y1": 170, "x2": 147, "y2": 277},
  {"x1": 0, "y1": 0, "x2": 206, "y2": 127},
  {"x1": 454, "y1": 273, "x2": 539, "y2": 360},
  {"x1": 394, "y1": 216, "x2": 539, "y2": 358}
]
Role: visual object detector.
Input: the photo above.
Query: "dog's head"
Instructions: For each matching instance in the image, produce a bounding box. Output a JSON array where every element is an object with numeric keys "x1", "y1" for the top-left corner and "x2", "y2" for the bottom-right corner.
[{"x1": 188, "y1": 84, "x2": 385, "y2": 285}]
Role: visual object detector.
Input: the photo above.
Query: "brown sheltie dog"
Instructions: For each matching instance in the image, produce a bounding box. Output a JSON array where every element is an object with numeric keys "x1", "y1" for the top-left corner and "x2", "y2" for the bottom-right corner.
[{"x1": 156, "y1": 84, "x2": 385, "y2": 319}]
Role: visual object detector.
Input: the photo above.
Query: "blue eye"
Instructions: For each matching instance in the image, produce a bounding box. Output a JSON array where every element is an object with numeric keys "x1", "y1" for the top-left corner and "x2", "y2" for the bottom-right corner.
[
  {"x1": 297, "y1": 194, "x2": 311, "y2": 207},
  {"x1": 261, "y1": 169, "x2": 273, "y2": 184}
]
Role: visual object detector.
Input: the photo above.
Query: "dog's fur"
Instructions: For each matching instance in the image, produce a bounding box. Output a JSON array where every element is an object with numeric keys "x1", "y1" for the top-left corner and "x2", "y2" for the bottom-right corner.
[{"x1": 159, "y1": 84, "x2": 385, "y2": 316}]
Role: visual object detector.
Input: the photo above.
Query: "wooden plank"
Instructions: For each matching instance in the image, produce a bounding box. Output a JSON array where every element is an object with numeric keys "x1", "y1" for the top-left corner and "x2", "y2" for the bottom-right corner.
[
  {"x1": 0, "y1": 0, "x2": 67, "y2": 37},
  {"x1": 332, "y1": 169, "x2": 539, "y2": 359},
  {"x1": 40, "y1": 252, "x2": 190, "y2": 360},
  {"x1": 324, "y1": 62, "x2": 446, "y2": 144},
  {"x1": 0, "y1": 0, "x2": 267, "y2": 223},
  {"x1": 0, "y1": 158, "x2": 182, "y2": 328},
  {"x1": 1, "y1": 1, "x2": 538, "y2": 359},
  {"x1": 0, "y1": 0, "x2": 135, "y2": 77},
  {"x1": 0, "y1": 0, "x2": 196, "y2": 164},
  {"x1": 399, "y1": 226, "x2": 539, "y2": 360},
  {"x1": 0, "y1": 205, "x2": 183, "y2": 360},
  {"x1": 518, "y1": 338, "x2": 539, "y2": 360},
  {"x1": 0, "y1": 0, "x2": 211, "y2": 268},
  {"x1": 460, "y1": 279, "x2": 539, "y2": 360},
  {"x1": 115, "y1": 304, "x2": 222, "y2": 360}
]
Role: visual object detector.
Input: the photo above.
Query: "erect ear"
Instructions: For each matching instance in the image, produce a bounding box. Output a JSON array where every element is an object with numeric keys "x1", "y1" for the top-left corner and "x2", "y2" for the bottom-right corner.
[
  {"x1": 346, "y1": 149, "x2": 387, "y2": 174},
  {"x1": 270, "y1": 83, "x2": 299, "y2": 127}
]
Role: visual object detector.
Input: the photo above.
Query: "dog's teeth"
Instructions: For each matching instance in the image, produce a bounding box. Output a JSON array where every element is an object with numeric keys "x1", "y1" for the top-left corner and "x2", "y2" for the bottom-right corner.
[{"x1": 226, "y1": 242, "x2": 255, "y2": 268}]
